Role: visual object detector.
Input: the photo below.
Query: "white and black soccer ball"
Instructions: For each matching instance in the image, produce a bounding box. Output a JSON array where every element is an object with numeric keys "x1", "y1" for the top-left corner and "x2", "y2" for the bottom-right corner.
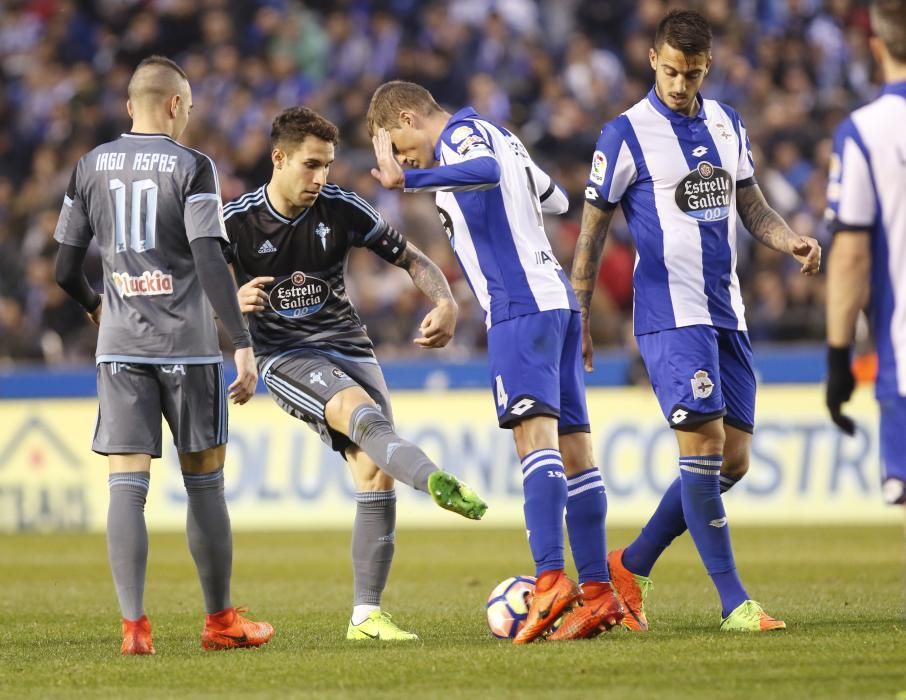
[{"x1": 485, "y1": 575, "x2": 536, "y2": 638}]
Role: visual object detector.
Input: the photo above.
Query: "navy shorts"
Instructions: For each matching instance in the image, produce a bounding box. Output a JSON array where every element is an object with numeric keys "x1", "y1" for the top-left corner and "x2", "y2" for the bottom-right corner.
[
  {"x1": 486, "y1": 309, "x2": 590, "y2": 433},
  {"x1": 879, "y1": 396, "x2": 906, "y2": 482},
  {"x1": 637, "y1": 325, "x2": 756, "y2": 432}
]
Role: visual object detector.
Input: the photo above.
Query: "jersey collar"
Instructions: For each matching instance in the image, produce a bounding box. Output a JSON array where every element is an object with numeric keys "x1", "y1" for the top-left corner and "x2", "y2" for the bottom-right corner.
[
  {"x1": 263, "y1": 183, "x2": 309, "y2": 226},
  {"x1": 882, "y1": 80, "x2": 906, "y2": 98},
  {"x1": 435, "y1": 106, "x2": 480, "y2": 160},
  {"x1": 646, "y1": 87, "x2": 706, "y2": 123},
  {"x1": 121, "y1": 131, "x2": 175, "y2": 140}
]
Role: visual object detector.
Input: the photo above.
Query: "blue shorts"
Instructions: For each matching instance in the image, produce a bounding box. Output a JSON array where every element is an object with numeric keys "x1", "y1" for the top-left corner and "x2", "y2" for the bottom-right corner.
[
  {"x1": 879, "y1": 397, "x2": 906, "y2": 482},
  {"x1": 637, "y1": 325, "x2": 756, "y2": 432},
  {"x1": 486, "y1": 309, "x2": 590, "y2": 433}
]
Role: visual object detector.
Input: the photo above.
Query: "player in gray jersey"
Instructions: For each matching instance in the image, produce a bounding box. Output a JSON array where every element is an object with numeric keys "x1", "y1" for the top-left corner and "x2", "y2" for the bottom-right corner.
[
  {"x1": 225, "y1": 106, "x2": 487, "y2": 641},
  {"x1": 53, "y1": 55, "x2": 272, "y2": 655}
]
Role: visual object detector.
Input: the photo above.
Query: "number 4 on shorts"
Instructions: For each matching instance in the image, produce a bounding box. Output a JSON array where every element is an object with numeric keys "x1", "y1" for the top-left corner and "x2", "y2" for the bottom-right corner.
[{"x1": 495, "y1": 375, "x2": 508, "y2": 409}]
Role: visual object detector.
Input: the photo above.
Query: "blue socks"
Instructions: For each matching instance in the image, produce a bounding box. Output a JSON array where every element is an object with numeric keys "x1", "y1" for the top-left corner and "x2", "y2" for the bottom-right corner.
[
  {"x1": 564, "y1": 468, "x2": 610, "y2": 583},
  {"x1": 679, "y1": 456, "x2": 748, "y2": 617},
  {"x1": 521, "y1": 449, "x2": 567, "y2": 575},
  {"x1": 621, "y1": 472, "x2": 742, "y2": 577},
  {"x1": 621, "y1": 477, "x2": 685, "y2": 577}
]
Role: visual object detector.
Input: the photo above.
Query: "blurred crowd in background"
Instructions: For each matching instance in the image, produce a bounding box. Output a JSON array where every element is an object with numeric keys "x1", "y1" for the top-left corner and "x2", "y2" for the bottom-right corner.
[{"x1": 0, "y1": 0, "x2": 880, "y2": 366}]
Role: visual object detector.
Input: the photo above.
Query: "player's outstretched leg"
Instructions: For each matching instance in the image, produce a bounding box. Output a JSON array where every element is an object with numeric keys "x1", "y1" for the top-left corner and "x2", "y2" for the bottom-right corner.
[
  {"x1": 346, "y1": 484, "x2": 418, "y2": 641},
  {"x1": 107, "y1": 468, "x2": 153, "y2": 655},
  {"x1": 348, "y1": 403, "x2": 487, "y2": 519},
  {"x1": 426, "y1": 470, "x2": 488, "y2": 520},
  {"x1": 548, "y1": 461, "x2": 623, "y2": 640}
]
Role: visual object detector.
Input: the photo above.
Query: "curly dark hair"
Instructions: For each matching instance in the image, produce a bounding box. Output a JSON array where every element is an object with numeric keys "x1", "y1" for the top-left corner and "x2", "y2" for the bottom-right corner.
[{"x1": 270, "y1": 107, "x2": 339, "y2": 152}]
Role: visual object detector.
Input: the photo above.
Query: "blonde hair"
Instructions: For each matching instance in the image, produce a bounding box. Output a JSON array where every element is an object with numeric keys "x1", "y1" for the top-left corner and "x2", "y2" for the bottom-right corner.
[{"x1": 367, "y1": 81, "x2": 442, "y2": 135}]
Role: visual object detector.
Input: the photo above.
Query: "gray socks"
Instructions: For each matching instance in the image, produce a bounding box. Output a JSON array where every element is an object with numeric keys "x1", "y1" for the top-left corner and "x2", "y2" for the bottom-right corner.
[
  {"x1": 107, "y1": 472, "x2": 150, "y2": 621},
  {"x1": 183, "y1": 468, "x2": 232, "y2": 614},
  {"x1": 348, "y1": 405, "x2": 436, "y2": 492},
  {"x1": 352, "y1": 490, "x2": 397, "y2": 606}
]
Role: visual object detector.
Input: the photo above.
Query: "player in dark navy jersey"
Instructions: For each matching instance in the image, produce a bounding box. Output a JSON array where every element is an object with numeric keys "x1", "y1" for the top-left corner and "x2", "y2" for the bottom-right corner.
[{"x1": 224, "y1": 106, "x2": 487, "y2": 641}]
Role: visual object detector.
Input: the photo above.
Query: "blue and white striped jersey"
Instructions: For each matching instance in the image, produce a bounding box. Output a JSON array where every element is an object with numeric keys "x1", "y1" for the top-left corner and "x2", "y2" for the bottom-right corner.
[
  {"x1": 584, "y1": 88, "x2": 756, "y2": 335},
  {"x1": 826, "y1": 81, "x2": 906, "y2": 399},
  {"x1": 402, "y1": 107, "x2": 574, "y2": 328}
]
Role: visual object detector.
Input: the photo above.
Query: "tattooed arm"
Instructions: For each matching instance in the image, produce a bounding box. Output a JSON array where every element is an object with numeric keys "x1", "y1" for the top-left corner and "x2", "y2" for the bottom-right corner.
[
  {"x1": 570, "y1": 203, "x2": 617, "y2": 371},
  {"x1": 736, "y1": 183, "x2": 821, "y2": 275},
  {"x1": 393, "y1": 241, "x2": 458, "y2": 349}
]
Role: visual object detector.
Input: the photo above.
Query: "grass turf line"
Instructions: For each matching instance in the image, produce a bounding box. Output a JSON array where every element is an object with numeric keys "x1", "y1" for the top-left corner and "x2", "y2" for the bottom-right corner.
[{"x1": 0, "y1": 526, "x2": 903, "y2": 699}]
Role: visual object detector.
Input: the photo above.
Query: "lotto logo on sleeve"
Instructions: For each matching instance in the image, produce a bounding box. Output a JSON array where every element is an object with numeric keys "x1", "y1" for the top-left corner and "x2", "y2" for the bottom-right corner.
[
  {"x1": 112, "y1": 270, "x2": 174, "y2": 297},
  {"x1": 268, "y1": 271, "x2": 330, "y2": 319}
]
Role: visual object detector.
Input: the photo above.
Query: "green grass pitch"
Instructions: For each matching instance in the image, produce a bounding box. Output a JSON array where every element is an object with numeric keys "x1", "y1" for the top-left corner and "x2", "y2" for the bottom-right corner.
[{"x1": 0, "y1": 526, "x2": 904, "y2": 699}]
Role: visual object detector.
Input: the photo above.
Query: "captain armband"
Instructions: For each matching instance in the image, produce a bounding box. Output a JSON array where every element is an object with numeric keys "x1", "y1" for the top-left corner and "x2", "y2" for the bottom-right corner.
[{"x1": 369, "y1": 226, "x2": 407, "y2": 264}]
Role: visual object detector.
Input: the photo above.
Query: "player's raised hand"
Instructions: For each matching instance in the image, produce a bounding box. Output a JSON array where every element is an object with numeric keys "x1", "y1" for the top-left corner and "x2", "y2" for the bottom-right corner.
[
  {"x1": 229, "y1": 346, "x2": 258, "y2": 405},
  {"x1": 370, "y1": 128, "x2": 405, "y2": 190},
  {"x1": 414, "y1": 300, "x2": 457, "y2": 349},
  {"x1": 237, "y1": 276, "x2": 273, "y2": 314},
  {"x1": 791, "y1": 236, "x2": 821, "y2": 275},
  {"x1": 87, "y1": 294, "x2": 103, "y2": 326},
  {"x1": 580, "y1": 317, "x2": 595, "y2": 372}
]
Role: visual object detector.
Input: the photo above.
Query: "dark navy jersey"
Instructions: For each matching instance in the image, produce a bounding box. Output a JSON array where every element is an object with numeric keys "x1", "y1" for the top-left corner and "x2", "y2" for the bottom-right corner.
[{"x1": 223, "y1": 183, "x2": 406, "y2": 359}]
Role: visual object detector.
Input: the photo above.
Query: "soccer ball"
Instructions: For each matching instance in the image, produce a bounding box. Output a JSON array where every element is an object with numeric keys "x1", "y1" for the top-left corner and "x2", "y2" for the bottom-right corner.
[{"x1": 486, "y1": 575, "x2": 536, "y2": 638}]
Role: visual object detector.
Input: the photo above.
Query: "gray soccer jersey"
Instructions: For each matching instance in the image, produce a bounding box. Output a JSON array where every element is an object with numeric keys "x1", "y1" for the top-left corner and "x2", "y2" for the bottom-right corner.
[{"x1": 54, "y1": 132, "x2": 229, "y2": 364}]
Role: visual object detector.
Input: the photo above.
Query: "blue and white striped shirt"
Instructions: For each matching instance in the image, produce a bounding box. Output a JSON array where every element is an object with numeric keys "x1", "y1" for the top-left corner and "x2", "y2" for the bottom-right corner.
[
  {"x1": 403, "y1": 107, "x2": 574, "y2": 328},
  {"x1": 585, "y1": 89, "x2": 755, "y2": 336},
  {"x1": 826, "y1": 81, "x2": 906, "y2": 398}
]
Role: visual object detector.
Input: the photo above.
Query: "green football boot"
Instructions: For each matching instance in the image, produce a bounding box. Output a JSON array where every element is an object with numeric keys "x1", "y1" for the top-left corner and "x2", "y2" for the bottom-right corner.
[
  {"x1": 347, "y1": 611, "x2": 419, "y2": 641},
  {"x1": 720, "y1": 600, "x2": 786, "y2": 632},
  {"x1": 427, "y1": 470, "x2": 488, "y2": 520}
]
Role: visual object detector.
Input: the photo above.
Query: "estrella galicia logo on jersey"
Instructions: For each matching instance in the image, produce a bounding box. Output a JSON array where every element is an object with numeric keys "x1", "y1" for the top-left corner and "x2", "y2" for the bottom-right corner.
[
  {"x1": 314, "y1": 222, "x2": 330, "y2": 251},
  {"x1": 269, "y1": 271, "x2": 330, "y2": 319},
  {"x1": 675, "y1": 161, "x2": 733, "y2": 222}
]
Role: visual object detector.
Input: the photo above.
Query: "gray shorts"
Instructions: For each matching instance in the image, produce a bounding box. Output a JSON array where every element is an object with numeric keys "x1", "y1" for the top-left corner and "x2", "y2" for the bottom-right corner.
[
  {"x1": 93, "y1": 362, "x2": 227, "y2": 457},
  {"x1": 259, "y1": 350, "x2": 393, "y2": 455}
]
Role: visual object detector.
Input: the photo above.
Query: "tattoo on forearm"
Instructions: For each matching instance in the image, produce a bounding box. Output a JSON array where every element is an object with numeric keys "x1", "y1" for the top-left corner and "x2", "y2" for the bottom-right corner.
[
  {"x1": 570, "y1": 205, "x2": 614, "y2": 316},
  {"x1": 736, "y1": 185, "x2": 795, "y2": 253},
  {"x1": 396, "y1": 243, "x2": 454, "y2": 305}
]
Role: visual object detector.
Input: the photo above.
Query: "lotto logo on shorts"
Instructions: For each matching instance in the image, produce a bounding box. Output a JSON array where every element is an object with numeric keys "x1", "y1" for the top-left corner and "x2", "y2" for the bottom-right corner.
[{"x1": 112, "y1": 270, "x2": 174, "y2": 297}]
